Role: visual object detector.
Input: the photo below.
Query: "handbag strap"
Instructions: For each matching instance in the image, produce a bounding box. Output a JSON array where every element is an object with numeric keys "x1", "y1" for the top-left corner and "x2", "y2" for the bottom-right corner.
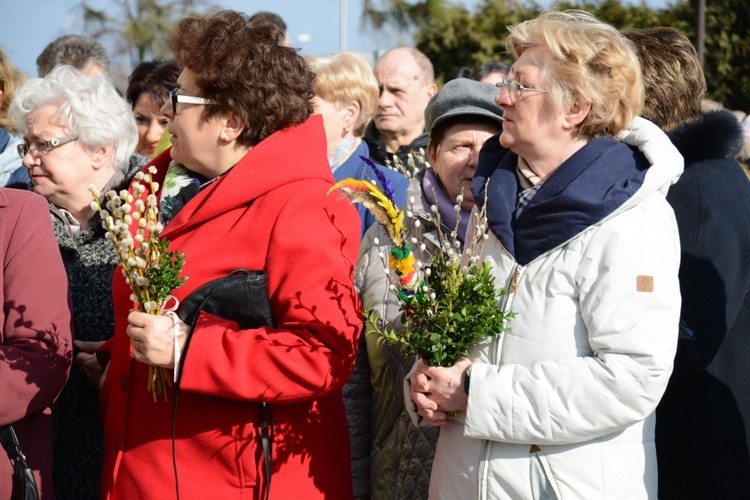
[
  {"x1": 172, "y1": 269, "x2": 274, "y2": 500},
  {"x1": 259, "y1": 403, "x2": 273, "y2": 500},
  {"x1": 0, "y1": 425, "x2": 26, "y2": 465}
]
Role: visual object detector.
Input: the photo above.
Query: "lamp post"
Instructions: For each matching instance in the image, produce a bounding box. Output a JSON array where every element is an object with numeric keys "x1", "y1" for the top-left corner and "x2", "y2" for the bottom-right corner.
[
  {"x1": 697, "y1": 0, "x2": 706, "y2": 68},
  {"x1": 341, "y1": 0, "x2": 348, "y2": 51}
]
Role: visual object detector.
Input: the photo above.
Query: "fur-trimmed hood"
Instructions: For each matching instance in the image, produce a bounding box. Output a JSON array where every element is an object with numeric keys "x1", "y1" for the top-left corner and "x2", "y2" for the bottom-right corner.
[{"x1": 667, "y1": 109, "x2": 744, "y2": 165}]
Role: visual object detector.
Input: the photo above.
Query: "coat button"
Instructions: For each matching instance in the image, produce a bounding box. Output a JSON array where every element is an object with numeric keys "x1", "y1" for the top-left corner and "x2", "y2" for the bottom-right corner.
[{"x1": 120, "y1": 375, "x2": 128, "y2": 391}]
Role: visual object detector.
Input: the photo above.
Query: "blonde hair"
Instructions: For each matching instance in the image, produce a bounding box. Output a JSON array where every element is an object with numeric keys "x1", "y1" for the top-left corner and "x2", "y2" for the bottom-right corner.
[
  {"x1": 506, "y1": 10, "x2": 643, "y2": 138},
  {"x1": 307, "y1": 52, "x2": 378, "y2": 137},
  {"x1": 0, "y1": 47, "x2": 19, "y2": 131}
]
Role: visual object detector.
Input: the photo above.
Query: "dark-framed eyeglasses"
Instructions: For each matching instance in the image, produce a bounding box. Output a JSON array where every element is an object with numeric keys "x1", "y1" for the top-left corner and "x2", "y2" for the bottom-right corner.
[
  {"x1": 17, "y1": 135, "x2": 79, "y2": 159},
  {"x1": 495, "y1": 78, "x2": 548, "y2": 103},
  {"x1": 170, "y1": 87, "x2": 214, "y2": 114}
]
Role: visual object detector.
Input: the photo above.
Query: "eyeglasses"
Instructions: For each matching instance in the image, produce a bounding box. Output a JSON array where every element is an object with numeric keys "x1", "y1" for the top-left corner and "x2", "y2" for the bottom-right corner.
[
  {"x1": 495, "y1": 78, "x2": 548, "y2": 103},
  {"x1": 170, "y1": 87, "x2": 214, "y2": 114},
  {"x1": 17, "y1": 135, "x2": 79, "y2": 159}
]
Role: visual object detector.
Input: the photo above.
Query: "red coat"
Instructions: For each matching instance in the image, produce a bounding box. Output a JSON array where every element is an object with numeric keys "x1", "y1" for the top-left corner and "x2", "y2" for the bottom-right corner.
[
  {"x1": 100, "y1": 116, "x2": 362, "y2": 499},
  {"x1": 0, "y1": 188, "x2": 73, "y2": 498}
]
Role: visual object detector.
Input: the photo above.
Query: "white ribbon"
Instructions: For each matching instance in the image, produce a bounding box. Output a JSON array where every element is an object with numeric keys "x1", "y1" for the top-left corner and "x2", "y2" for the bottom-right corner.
[{"x1": 160, "y1": 296, "x2": 182, "y2": 383}]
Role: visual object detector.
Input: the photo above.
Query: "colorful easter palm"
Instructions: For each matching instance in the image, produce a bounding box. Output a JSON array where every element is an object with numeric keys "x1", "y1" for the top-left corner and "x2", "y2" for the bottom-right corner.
[{"x1": 331, "y1": 158, "x2": 513, "y2": 367}]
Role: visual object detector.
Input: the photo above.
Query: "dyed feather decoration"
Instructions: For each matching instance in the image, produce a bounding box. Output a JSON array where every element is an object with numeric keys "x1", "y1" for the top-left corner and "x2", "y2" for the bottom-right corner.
[
  {"x1": 328, "y1": 159, "x2": 422, "y2": 300},
  {"x1": 361, "y1": 156, "x2": 396, "y2": 203},
  {"x1": 329, "y1": 177, "x2": 405, "y2": 248}
]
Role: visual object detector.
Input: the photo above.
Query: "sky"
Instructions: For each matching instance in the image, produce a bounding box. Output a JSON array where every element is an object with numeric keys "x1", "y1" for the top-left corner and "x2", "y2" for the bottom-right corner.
[{"x1": 0, "y1": 0, "x2": 670, "y2": 80}]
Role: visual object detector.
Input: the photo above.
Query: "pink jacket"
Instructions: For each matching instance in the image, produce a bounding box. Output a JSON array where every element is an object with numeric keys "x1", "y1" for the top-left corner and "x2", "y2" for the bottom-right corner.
[{"x1": 0, "y1": 188, "x2": 73, "y2": 498}]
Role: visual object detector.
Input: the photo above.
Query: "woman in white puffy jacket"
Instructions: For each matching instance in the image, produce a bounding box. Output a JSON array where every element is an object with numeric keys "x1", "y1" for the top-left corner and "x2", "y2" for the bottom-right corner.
[{"x1": 407, "y1": 10, "x2": 684, "y2": 499}]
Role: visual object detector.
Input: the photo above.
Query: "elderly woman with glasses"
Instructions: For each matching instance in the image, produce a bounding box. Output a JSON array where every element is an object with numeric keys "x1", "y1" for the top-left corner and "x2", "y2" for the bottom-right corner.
[
  {"x1": 352, "y1": 77, "x2": 505, "y2": 500},
  {"x1": 407, "y1": 10, "x2": 684, "y2": 499},
  {"x1": 8, "y1": 64, "x2": 145, "y2": 499},
  {"x1": 98, "y1": 10, "x2": 361, "y2": 499}
]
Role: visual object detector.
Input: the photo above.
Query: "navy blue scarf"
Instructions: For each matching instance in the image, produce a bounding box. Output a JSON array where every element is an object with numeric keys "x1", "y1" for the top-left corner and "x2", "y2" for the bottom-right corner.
[{"x1": 472, "y1": 135, "x2": 649, "y2": 265}]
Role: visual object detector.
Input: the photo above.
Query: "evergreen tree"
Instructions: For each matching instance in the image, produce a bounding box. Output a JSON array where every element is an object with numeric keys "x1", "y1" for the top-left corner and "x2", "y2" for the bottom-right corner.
[
  {"x1": 409, "y1": 0, "x2": 749, "y2": 111},
  {"x1": 80, "y1": 0, "x2": 205, "y2": 67}
]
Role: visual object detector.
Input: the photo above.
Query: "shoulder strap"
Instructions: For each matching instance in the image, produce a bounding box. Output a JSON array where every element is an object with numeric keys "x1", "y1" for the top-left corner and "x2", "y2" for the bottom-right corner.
[{"x1": 0, "y1": 425, "x2": 26, "y2": 463}]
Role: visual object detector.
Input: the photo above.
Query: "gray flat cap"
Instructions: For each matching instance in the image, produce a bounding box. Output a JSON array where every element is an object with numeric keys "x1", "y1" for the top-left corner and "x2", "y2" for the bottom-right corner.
[{"x1": 424, "y1": 78, "x2": 504, "y2": 136}]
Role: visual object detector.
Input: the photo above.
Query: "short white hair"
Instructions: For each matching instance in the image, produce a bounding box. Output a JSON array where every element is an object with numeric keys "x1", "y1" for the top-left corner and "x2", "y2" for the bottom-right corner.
[{"x1": 8, "y1": 65, "x2": 138, "y2": 175}]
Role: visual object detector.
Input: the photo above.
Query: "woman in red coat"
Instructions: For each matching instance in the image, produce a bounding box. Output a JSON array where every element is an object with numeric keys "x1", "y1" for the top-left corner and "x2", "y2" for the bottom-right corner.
[
  {"x1": 0, "y1": 188, "x2": 72, "y2": 497},
  {"x1": 98, "y1": 10, "x2": 362, "y2": 500}
]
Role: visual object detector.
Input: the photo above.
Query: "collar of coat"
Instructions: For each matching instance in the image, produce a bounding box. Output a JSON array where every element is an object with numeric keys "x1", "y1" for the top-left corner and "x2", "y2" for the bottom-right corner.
[
  {"x1": 145, "y1": 115, "x2": 332, "y2": 239},
  {"x1": 472, "y1": 135, "x2": 650, "y2": 265},
  {"x1": 0, "y1": 127, "x2": 9, "y2": 152},
  {"x1": 667, "y1": 109, "x2": 744, "y2": 166},
  {"x1": 363, "y1": 120, "x2": 429, "y2": 164}
]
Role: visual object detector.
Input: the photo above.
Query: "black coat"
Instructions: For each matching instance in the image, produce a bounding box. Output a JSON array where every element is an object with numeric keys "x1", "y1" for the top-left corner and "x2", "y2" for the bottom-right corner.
[
  {"x1": 656, "y1": 109, "x2": 750, "y2": 498},
  {"x1": 363, "y1": 121, "x2": 429, "y2": 167}
]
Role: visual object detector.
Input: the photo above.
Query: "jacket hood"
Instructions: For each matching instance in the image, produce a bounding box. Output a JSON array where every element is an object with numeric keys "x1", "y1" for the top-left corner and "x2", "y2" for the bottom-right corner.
[
  {"x1": 473, "y1": 117, "x2": 683, "y2": 265},
  {"x1": 666, "y1": 109, "x2": 744, "y2": 166},
  {"x1": 152, "y1": 116, "x2": 332, "y2": 236},
  {"x1": 406, "y1": 167, "x2": 428, "y2": 214},
  {"x1": 615, "y1": 116, "x2": 685, "y2": 198},
  {"x1": 0, "y1": 132, "x2": 23, "y2": 185}
]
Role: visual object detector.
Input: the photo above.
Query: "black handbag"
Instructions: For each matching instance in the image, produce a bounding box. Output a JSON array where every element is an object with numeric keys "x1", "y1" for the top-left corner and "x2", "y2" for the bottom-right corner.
[
  {"x1": 176, "y1": 268, "x2": 274, "y2": 334},
  {"x1": 173, "y1": 269, "x2": 275, "y2": 500},
  {"x1": 0, "y1": 425, "x2": 39, "y2": 500}
]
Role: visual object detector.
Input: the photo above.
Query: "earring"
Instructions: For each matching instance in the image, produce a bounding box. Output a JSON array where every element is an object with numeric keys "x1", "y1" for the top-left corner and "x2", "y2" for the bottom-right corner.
[{"x1": 342, "y1": 127, "x2": 350, "y2": 137}]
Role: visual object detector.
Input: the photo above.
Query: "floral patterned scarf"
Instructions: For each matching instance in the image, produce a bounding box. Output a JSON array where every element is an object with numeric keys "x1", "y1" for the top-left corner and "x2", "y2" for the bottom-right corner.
[{"x1": 159, "y1": 161, "x2": 208, "y2": 226}]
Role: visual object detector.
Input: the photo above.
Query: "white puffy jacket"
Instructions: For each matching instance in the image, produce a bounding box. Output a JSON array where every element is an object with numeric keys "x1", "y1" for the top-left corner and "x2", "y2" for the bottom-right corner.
[{"x1": 408, "y1": 118, "x2": 684, "y2": 499}]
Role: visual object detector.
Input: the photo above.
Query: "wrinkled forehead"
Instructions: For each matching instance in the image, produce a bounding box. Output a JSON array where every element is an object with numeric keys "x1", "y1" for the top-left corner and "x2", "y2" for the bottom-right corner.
[
  {"x1": 375, "y1": 56, "x2": 425, "y2": 86},
  {"x1": 25, "y1": 103, "x2": 71, "y2": 135},
  {"x1": 508, "y1": 45, "x2": 550, "y2": 80}
]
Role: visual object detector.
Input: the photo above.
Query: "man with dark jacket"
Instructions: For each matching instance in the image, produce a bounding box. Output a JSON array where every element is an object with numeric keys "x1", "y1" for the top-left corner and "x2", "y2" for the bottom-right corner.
[{"x1": 364, "y1": 47, "x2": 437, "y2": 166}]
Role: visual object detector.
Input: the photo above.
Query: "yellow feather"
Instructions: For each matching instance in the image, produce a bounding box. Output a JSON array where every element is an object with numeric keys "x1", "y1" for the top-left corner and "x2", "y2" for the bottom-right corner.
[{"x1": 329, "y1": 179, "x2": 405, "y2": 247}]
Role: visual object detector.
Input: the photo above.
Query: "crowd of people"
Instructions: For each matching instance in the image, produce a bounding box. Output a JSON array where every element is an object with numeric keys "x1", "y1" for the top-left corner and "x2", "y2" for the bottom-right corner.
[{"x1": 0, "y1": 7, "x2": 748, "y2": 500}]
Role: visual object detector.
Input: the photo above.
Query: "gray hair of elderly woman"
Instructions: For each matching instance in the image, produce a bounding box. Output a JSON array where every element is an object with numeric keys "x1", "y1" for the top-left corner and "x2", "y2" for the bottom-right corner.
[
  {"x1": 8, "y1": 65, "x2": 138, "y2": 180},
  {"x1": 506, "y1": 10, "x2": 643, "y2": 138}
]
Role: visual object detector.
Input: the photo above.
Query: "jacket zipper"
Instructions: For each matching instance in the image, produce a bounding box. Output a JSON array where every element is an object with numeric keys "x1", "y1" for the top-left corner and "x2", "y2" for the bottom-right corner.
[
  {"x1": 508, "y1": 265, "x2": 521, "y2": 293},
  {"x1": 480, "y1": 262, "x2": 522, "y2": 500},
  {"x1": 478, "y1": 440, "x2": 491, "y2": 500},
  {"x1": 491, "y1": 263, "x2": 521, "y2": 362}
]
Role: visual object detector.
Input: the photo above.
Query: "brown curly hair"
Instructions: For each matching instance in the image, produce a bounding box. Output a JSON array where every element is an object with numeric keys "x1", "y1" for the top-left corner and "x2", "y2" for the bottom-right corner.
[{"x1": 168, "y1": 9, "x2": 315, "y2": 147}]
